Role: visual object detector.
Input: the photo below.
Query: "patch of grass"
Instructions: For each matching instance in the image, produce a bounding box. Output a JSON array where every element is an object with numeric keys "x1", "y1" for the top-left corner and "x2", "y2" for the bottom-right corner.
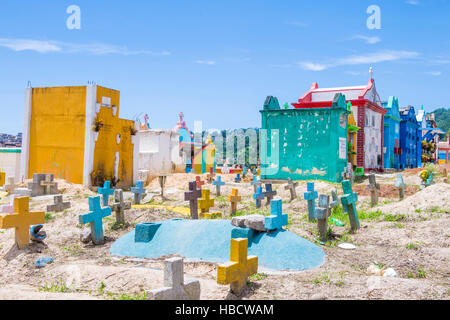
[
  {"x1": 405, "y1": 242, "x2": 420, "y2": 250},
  {"x1": 407, "y1": 266, "x2": 427, "y2": 279},
  {"x1": 358, "y1": 209, "x2": 384, "y2": 221},
  {"x1": 249, "y1": 273, "x2": 268, "y2": 281},
  {"x1": 312, "y1": 272, "x2": 331, "y2": 285},
  {"x1": 415, "y1": 208, "x2": 422, "y2": 213},
  {"x1": 393, "y1": 223, "x2": 404, "y2": 229},
  {"x1": 62, "y1": 243, "x2": 84, "y2": 256},
  {"x1": 98, "y1": 281, "x2": 106, "y2": 295},
  {"x1": 107, "y1": 291, "x2": 147, "y2": 300},
  {"x1": 39, "y1": 280, "x2": 70, "y2": 293},
  {"x1": 45, "y1": 213, "x2": 55, "y2": 222},
  {"x1": 384, "y1": 213, "x2": 405, "y2": 222}
]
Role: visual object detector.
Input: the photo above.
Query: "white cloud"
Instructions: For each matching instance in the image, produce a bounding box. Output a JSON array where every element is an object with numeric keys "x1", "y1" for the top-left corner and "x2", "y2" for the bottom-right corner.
[
  {"x1": 196, "y1": 60, "x2": 216, "y2": 65},
  {"x1": 425, "y1": 71, "x2": 442, "y2": 76},
  {"x1": 0, "y1": 38, "x2": 170, "y2": 56},
  {"x1": 405, "y1": 0, "x2": 419, "y2": 5},
  {"x1": 352, "y1": 35, "x2": 381, "y2": 44},
  {"x1": 299, "y1": 50, "x2": 419, "y2": 71}
]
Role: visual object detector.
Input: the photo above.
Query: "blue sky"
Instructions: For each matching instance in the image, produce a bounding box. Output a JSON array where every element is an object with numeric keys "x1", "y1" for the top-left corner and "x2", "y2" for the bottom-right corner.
[{"x1": 0, "y1": 0, "x2": 449, "y2": 134}]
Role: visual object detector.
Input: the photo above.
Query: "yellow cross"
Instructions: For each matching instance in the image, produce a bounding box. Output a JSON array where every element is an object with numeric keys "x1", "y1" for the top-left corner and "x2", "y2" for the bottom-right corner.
[
  {"x1": 0, "y1": 197, "x2": 45, "y2": 249},
  {"x1": 0, "y1": 171, "x2": 5, "y2": 187},
  {"x1": 198, "y1": 189, "x2": 214, "y2": 213},
  {"x1": 227, "y1": 188, "x2": 241, "y2": 215},
  {"x1": 217, "y1": 238, "x2": 258, "y2": 294}
]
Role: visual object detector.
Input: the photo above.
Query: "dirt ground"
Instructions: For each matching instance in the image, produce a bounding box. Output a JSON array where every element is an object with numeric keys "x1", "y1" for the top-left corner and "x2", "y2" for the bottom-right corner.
[{"x1": 0, "y1": 166, "x2": 449, "y2": 300}]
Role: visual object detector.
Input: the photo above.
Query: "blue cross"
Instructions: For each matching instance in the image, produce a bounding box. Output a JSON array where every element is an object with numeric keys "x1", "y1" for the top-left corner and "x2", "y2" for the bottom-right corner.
[
  {"x1": 79, "y1": 196, "x2": 112, "y2": 244},
  {"x1": 340, "y1": 180, "x2": 359, "y2": 231},
  {"x1": 235, "y1": 173, "x2": 241, "y2": 183},
  {"x1": 253, "y1": 186, "x2": 265, "y2": 208},
  {"x1": 242, "y1": 166, "x2": 247, "y2": 177},
  {"x1": 304, "y1": 182, "x2": 318, "y2": 221},
  {"x1": 98, "y1": 181, "x2": 114, "y2": 206},
  {"x1": 251, "y1": 175, "x2": 261, "y2": 193},
  {"x1": 212, "y1": 176, "x2": 226, "y2": 196},
  {"x1": 131, "y1": 181, "x2": 146, "y2": 204},
  {"x1": 265, "y1": 199, "x2": 288, "y2": 230}
]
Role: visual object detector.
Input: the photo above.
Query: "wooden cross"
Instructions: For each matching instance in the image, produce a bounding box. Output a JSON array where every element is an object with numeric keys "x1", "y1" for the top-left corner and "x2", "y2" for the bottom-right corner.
[
  {"x1": 159, "y1": 176, "x2": 167, "y2": 199},
  {"x1": 366, "y1": 174, "x2": 380, "y2": 206},
  {"x1": 149, "y1": 257, "x2": 200, "y2": 300},
  {"x1": 40, "y1": 174, "x2": 56, "y2": 195},
  {"x1": 442, "y1": 168, "x2": 448, "y2": 183},
  {"x1": 131, "y1": 181, "x2": 147, "y2": 204},
  {"x1": 251, "y1": 175, "x2": 261, "y2": 193},
  {"x1": 78, "y1": 196, "x2": 112, "y2": 244},
  {"x1": 395, "y1": 174, "x2": 406, "y2": 200},
  {"x1": 0, "y1": 170, "x2": 5, "y2": 187},
  {"x1": 198, "y1": 189, "x2": 215, "y2": 213},
  {"x1": 184, "y1": 181, "x2": 202, "y2": 219},
  {"x1": 206, "y1": 167, "x2": 216, "y2": 184},
  {"x1": 265, "y1": 199, "x2": 288, "y2": 230},
  {"x1": 227, "y1": 189, "x2": 241, "y2": 215},
  {"x1": 314, "y1": 194, "x2": 331, "y2": 242},
  {"x1": 234, "y1": 173, "x2": 241, "y2": 183},
  {"x1": 98, "y1": 181, "x2": 114, "y2": 206},
  {"x1": 263, "y1": 183, "x2": 277, "y2": 206},
  {"x1": 340, "y1": 180, "x2": 360, "y2": 232},
  {"x1": 110, "y1": 189, "x2": 131, "y2": 225},
  {"x1": 4, "y1": 177, "x2": 15, "y2": 195},
  {"x1": 284, "y1": 178, "x2": 298, "y2": 201},
  {"x1": 212, "y1": 176, "x2": 225, "y2": 196},
  {"x1": 46, "y1": 195, "x2": 71, "y2": 212},
  {"x1": 304, "y1": 182, "x2": 318, "y2": 222},
  {"x1": 253, "y1": 186, "x2": 264, "y2": 208},
  {"x1": 195, "y1": 176, "x2": 205, "y2": 189},
  {"x1": 217, "y1": 238, "x2": 258, "y2": 295},
  {"x1": 0, "y1": 197, "x2": 45, "y2": 249}
]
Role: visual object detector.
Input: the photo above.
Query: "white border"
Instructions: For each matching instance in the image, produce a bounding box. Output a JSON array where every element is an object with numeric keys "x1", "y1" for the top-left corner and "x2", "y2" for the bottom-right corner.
[
  {"x1": 82, "y1": 85, "x2": 98, "y2": 186},
  {"x1": 19, "y1": 87, "x2": 32, "y2": 182}
]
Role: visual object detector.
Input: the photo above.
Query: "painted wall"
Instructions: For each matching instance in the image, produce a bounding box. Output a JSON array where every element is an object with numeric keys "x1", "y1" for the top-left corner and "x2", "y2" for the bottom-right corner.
[
  {"x1": 0, "y1": 148, "x2": 21, "y2": 182},
  {"x1": 364, "y1": 108, "x2": 383, "y2": 169},
  {"x1": 382, "y1": 97, "x2": 401, "y2": 169},
  {"x1": 400, "y1": 106, "x2": 420, "y2": 169},
  {"x1": 27, "y1": 86, "x2": 87, "y2": 183}
]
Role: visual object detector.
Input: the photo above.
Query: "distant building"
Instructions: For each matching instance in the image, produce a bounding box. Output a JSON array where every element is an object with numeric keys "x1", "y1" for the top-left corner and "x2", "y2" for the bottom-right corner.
[
  {"x1": 438, "y1": 140, "x2": 450, "y2": 164},
  {"x1": 399, "y1": 106, "x2": 421, "y2": 169},
  {"x1": 0, "y1": 132, "x2": 22, "y2": 147},
  {"x1": 416, "y1": 107, "x2": 445, "y2": 164},
  {"x1": 382, "y1": 97, "x2": 401, "y2": 169}
]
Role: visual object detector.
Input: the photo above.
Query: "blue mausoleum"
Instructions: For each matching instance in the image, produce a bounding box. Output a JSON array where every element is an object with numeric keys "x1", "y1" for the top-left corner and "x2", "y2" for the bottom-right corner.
[
  {"x1": 382, "y1": 96, "x2": 401, "y2": 169},
  {"x1": 399, "y1": 105, "x2": 421, "y2": 169}
]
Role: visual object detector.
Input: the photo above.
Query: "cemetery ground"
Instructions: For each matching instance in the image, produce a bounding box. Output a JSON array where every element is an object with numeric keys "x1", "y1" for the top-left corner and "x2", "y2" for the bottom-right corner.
[{"x1": 0, "y1": 166, "x2": 449, "y2": 300}]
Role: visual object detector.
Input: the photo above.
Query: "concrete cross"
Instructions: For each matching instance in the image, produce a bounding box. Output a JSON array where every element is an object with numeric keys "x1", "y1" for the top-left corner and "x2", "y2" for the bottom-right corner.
[
  {"x1": 304, "y1": 182, "x2": 318, "y2": 222},
  {"x1": 206, "y1": 167, "x2": 216, "y2": 184},
  {"x1": 395, "y1": 174, "x2": 406, "y2": 200},
  {"x1": 212, "y1": 176, "x2": 225, "y2": 196},
  {"x1": 265, "y1": 199, "x2": 288, "y2": 230},
  {"x1": 284, "y1": 178, "x2": 298, "y2": 201},
  {"x1": 234, "y1": 173, "x2": 241, "y2": 183},
  {"x1": 227, "y1": 189, "x2": 241, "y2": 215},
  {"x1": 251, "y1": 175, "x2": 261, "y2": 193},
  {"x1": 366, "y1": 174, "x2": 380, "y2": 206},
  {"x1": 0, "y1": 196, "x2": 15, "y2": 214},
  {"x1": 242, "y1": 166, "x2": 247, "y2": 178},
  {"x1": 217, "y1": 238, "x2": 258, "y2": 295},
  {"x1": 314, "y1": 194, "x2": 331, "y2": 242},
  {"x1": 46, "y1": 195, "x2": 71, "y2": 212},
  {"x1": 442, "y1": 168, "x2": 448, "y2": 183},
  {"x1": 0, "y1": 197, "x2": 45, "y2": 249},
  {"x1": 98, "y1": 181, "x2": 114, "y2": 207},
  {"x1": 4, "y1": 177, "x2": 15, "y2": 195},
  {"x1": 149, "y1": 257, "x2": 200, "y2": 300},
  {"x1": 0, "y1": 170, "x2": 5, "y2": 187},
  {"x1": 331, "y1": 189, "x2": 338, "y2": 209},
  {"x1": 40, "y1": 174, "x2": 56, "y2": 195},
  {"x1": 159, "y1": 176, "x2": 167, "y2": 199},
  {"x1": 340, "y1": 180, "x2": 360, "y2": 232},
  {"x1": 131, "y1": 181, "x2": 147, "y2": 204},
  {"x1": 198, "y1": 189, "x2": 215, "y2": 213},
  {"x1": 195, "y1": 176, "x2": 205, "y2": 189},
  {"x1": 426, "y1": 172, "x2": 434, "y2": 187},
  {"x1": 110, "y1": 189, "x2": 131, "y2": 225},
  {"x1": 78, "y1": 196, "x2": 112, "y2": 244},
  {"x1": 184, "y1": 181, "x2": 201, "y2": 219},
  {"x1": 263, "y1": 183, "x2": 277, "y2": 206},
  {"x1": 253, "y1": 186, "x2": 264, "y2": 208}
]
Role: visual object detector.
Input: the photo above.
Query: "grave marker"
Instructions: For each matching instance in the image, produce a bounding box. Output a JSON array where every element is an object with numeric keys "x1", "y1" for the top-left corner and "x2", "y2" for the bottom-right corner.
[
  {"x1": 217, "y1": 238, "x2": 258, "y2": 295},
  {"x1": 0, "y1": 170, "x2": 5, "y2": 187},
  {"x1": 304, "y1": 182, "x2": 318, "y2": 222},
  {"x1": 426, "y1": 172, "x2": 434, "y2": 187},
  {"x1": 195, "y1": 176, "x2": 205, "y2": 189},
  {"x1": 98, "y1": 181, "x2": 114, "y2": 207},
  {"x1": 198, "y1": 189, "x2": 215, "y2": 213},
  {"x1": 234, "y1": 173, "x2": 241, "y2": 183},
  {"x1": 0, "y1": 197, "x2": 45, "y2": 249},
  {"x1": 78, "y1": 196, "x2": 112, "y2": 244},
  {"x1": 340, "y1": 180, "x2": 360, "y2": 232},
  {"x1": 263, "y1": 183, "x2": 277, "y2": 206},
  {"x1": 212, "y1": 176, "x2": 225, "y2": 196},
  {"x1": 314, "y1": 194, "x2": 331, "y2": 242},
  {"x1": 110, "y1": 189, "x2": 131, "y2": 225},
  {"x1": 149, "y1": 257, "x2": 200, "y2": 300},
  {"x1": 265, "y1": 199, "x2": 288, "y2": 230},
  {"x1": 442, "y1": 168, "x2": 448, "y2": 183},
  {"x1": 284, "y1": 178, "x2": 298, "y2": 201},
  {"x1": 253, "y1": 186, "x2": 264, "y2": 208},
  {"x1": 184, "y1": 181, "x2": 201, "y2": 219},
  {"x1": 46, "y1": 195, "x2": 71, "y2": 212},
  {"x1": 4, "y1": 177, "x2": 15, "y2": 195},
  {"x1": 395, "y1": 174, "x2": 406, "y2": 200},
  {"x1": 251, "y1": 175, "x2": 261, "y2": 193},
  {"x1": 366, "y1": 174, "x2": 380, "y2": 206},
  {"x1": 28, "y1": 174, "x2": 58, "y2": 196},
  {"x1": 206, "y1": 167, "x2": 216, "y2": 184},
  {"x1": 227, "y1": 189, "x2": 241, "y2": 215},
  {"x1": 40, "y1": 174, "x2": 57, "y2": 195},
  {"x1": 131, "y1": 181, "x2": 147, "y2": 205}
]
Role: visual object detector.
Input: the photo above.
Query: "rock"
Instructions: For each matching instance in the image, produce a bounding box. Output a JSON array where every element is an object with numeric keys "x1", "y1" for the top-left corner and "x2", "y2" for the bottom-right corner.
[
  {"x1": 80, "y1": 228, "x2": 92, "y2": 244},
  {"x1": 310, "y1": 293, "x2": 327, "y2": 300},
  {"x1": 231, "y1": 216, "x2": 247, "y2": 228},
  {"x1": 245, "y1": 215, "x2": 267, "y2": 232},
  {"x1": 382, "y1": 268, "x2": 397, "y2": 277},
  {"x1": 367, "y1": 264, "x2": 382, "y2": 276},
  {"x1": 338, "y1": 243, "x2": 356, "y2": 250}
]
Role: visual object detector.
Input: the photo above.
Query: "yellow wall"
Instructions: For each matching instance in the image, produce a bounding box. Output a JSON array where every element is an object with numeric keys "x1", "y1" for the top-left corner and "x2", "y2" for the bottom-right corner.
[
  {"x1": 93, "y1": 86, "x2": 134, "y2": 188},
  {"x1": 348, "y1": 113, "x2": 358, "y2": 167},
  {"x1": 28, "y1": 86, "x2": 87, "y2": 183}
]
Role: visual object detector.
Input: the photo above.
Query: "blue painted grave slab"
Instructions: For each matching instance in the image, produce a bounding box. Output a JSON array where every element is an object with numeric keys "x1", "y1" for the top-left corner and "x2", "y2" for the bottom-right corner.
[{"x1": 110, "y1": 219, "x2": 325, "y2": 271}]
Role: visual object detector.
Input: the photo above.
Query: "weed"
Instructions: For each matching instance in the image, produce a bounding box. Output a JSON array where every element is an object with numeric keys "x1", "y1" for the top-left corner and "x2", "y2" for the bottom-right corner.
[
  {"x1": 39, "y1": 280, "x2": 70, "y2": 293},
  {"x1": 249, "y1": 273, "x2": 268, "y2": 281}
]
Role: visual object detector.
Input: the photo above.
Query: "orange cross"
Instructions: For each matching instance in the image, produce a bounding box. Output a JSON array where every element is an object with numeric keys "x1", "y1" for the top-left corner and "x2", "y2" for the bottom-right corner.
[
  {"x1": 217, "y1": 238, "x2": 258, "y2": 294},
  {"x1": 0, "y1": 197, "x2": 45, "y2": 249},
  {"x1": 197, "y1": 189, "x2": 214, "y2": 213},
  {"x1": 227, "y1": 188, "x2": 241, "y2": 215}
]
